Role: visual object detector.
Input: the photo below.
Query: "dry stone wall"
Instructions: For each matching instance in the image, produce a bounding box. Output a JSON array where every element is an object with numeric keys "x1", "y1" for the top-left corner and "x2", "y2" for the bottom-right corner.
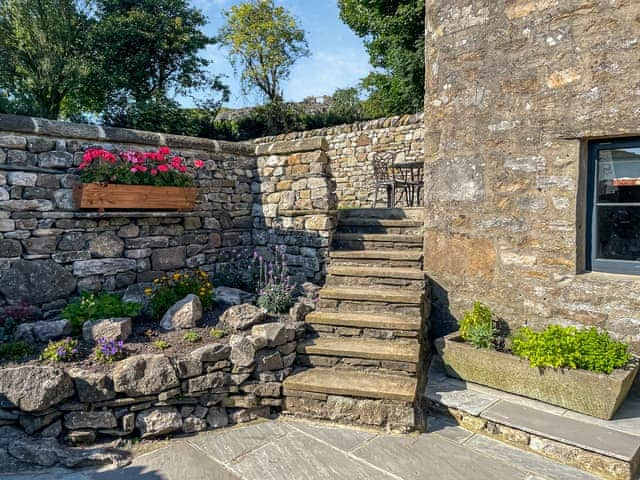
[
  {"x1": 256, "y1": 114, "x2": 424, "y2": 208},
  {"x1": 423, "y1": 1, "x2": 640, "y2": 351}
]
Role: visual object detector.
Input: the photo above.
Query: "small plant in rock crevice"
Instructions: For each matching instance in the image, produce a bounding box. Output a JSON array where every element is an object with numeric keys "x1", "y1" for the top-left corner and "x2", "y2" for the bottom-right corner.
[
  {"x1": 153, "y1": 339, "x2": 170, "y2": 350},
  {"x1": 209, "y1": 328, "x2": 226, "y2": 339},
  {"x1": 256, "y1": 245, "x2": 296, "y2": 314},
  {"x1": 94, "y1": 337, "x2": 126, "y2": 364},
  {"x1": 459, "y1": 302, "x2": 498, "y2": 349},
  {"x1": 41, "y1": 337, "x2": 79, "y2": 363},
  {"x1": 62, "y1": 292, "x2": 142, "y2": 335},
  {"x1": 183, "y1": 332, "x2": 201, "y2": 343}
]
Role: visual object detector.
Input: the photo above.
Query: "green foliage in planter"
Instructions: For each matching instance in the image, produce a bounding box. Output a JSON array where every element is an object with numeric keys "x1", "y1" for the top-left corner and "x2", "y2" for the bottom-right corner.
[
  {"x1": 0, "y1": 341, "x2": 35, "y2": 361},
  {"x1": 459, "y1": 302, "x2": 497, "y2": 349},
  {"x1": 511, "y1": 325, "x2": 632, "y2": 374},
  {"x1": 62, "y1": 292, "x2": 142, "y2": 335},
  {"x1": 148, "y1": 270, "x2": 213, "y2": 320},
  {"x1": 41, "y1": 337, "x2": 79, "y2": 363}
]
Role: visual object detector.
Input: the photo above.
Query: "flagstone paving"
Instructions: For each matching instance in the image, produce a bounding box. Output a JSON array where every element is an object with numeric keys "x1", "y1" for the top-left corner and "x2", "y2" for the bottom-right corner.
[{"x1": 0, "y1": 418, "x2": 600, "y2": 480}]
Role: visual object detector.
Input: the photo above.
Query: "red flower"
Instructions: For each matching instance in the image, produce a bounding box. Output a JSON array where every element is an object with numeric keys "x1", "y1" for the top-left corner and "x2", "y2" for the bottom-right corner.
[
  {"x1": 158, "y1": 147, "x2": 171, "y2": 156},
  {"x1": 178, "y1": 166, "x2": 187, "y2": 173},
  {"x1": 157, "y1": 164, "x2": 170, "y2": 173},
  {"x1": 171, "y1": 156, "x2": 183, "y2": 168},
  {"x1": 150, "y1": 168, "x2": 158, "y2": 176},
  {"x1": 194, "y1": 159, "x2": 205, "y2": 168}
]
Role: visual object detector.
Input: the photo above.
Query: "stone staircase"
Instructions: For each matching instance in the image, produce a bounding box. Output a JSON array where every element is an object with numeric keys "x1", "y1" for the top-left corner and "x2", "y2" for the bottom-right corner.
[{"x1": 283, "y1": 208, "x2": 430, "y2": 432}]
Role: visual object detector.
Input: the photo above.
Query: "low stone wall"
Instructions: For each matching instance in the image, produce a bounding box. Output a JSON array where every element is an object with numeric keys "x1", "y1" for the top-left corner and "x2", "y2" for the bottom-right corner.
[
  {"x1": 0, "y1": 316, "x2": 304, "y2": 470},
  {"x1": 255, "y1": 114, "x2": 424, "y2": 208}
]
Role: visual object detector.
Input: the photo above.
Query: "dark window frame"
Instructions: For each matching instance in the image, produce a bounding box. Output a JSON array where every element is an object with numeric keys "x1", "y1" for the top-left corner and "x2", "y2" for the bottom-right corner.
[{"x1": 587, "y1": 138, "x2": 640, "y2": 275}]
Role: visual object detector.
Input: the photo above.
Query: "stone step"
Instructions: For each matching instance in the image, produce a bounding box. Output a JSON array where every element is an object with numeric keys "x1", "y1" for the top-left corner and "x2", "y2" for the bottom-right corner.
[
  {"x1": 319, "y1": 286, "x2": 424, "y2": 305},
  {"x1": 284, "y1": 368, "x2": 417, "y2": 402},
  {"x1": 306, "y1": 311, "x2": 421, "y2": 332},
  {"x1": 333, "y1": 233, "x2": 423, "y2": 251},
  {"x1": 298, "y1": 336, "x2": 420, "y2": 364},
  {"x1": 338, "y1": 207, "x2": 424, "y2": 222},
  {"x1": 329, "y1": 249, "x2": 423, "y2": 268},
  {"x1": 426, "y1": 358, "x2": 640, "y2": 480},
  {"x1": 337, "y1": 218, "x2": 423, "y2": 235},
  {"x1": 327, "y1": 265, "x2": 425, "y2": 289}
]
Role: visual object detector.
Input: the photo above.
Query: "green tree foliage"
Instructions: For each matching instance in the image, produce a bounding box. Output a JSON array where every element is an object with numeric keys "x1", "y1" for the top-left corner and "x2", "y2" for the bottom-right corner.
[
  {"x1": 0, "y1": 0, "x2": 91, "y2": 118},
  {"x1": 219, "y1": 0, "x2": 310, "y2": 102},
  {"x1": 338, "y1": 0, "x2": 425, "y2": 117}
]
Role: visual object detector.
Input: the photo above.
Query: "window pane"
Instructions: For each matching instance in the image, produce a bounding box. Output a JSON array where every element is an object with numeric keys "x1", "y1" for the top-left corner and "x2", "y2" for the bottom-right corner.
[
  {"x1": 597, "y1": 206, "x2": 640, "y2": 260},
  {"x1": 597, "y1": 147, "x2": 640, "y2": 203}
]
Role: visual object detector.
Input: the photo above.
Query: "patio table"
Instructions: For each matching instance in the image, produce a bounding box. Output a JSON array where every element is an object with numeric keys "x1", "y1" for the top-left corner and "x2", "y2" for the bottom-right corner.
[{"x1": 392, "y1": 161, "x2": 424, "y2": 207}]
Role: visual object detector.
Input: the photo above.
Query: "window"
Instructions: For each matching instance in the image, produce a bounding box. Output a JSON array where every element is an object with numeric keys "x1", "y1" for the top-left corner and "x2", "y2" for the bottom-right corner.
[{"x1": 588, "y1": 139, "x2": 640, "y2": 274}]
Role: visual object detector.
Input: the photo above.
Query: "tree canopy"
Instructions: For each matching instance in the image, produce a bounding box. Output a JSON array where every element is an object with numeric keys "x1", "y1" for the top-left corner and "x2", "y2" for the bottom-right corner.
[
  {"x1": 0, "y1": 0, "x2": 91, "y2": 118},
  {"x1": 339, "y1": 0, "x2": 424, "y2": 117},
  {"x1": 219, "y1": 0, "x2": 309, "y2": 103}
]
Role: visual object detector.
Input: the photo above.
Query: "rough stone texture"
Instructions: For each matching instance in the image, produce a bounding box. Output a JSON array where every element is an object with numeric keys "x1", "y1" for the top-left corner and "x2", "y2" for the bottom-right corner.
[
  {"x1": 111, "y1": 354, "x2": 180, "y2": 396},
  {"x1": 219, "y1": 304, "x2": 268, "y2": 332},
  {"x1": 136, "y1": 407, "x2": 182, "y2": 438},
  {"x1": 216, "y1": 286, "x2": 256, "y2": 305},
  {"x1": 0, "y1": 259, "x2": 76, "y2": 304},
  {"x1": 251, "y1": 323, "x2": 287, "y2": 347},
  {"x1": 15, "y1": 319, "x2": 71, "y2": 342},
  {"x1": 64, "y1": 411, "x2": 117, "y2": 430},
  {"x1": 67, "y1": 368, "x2": 115, "y2": 402},
  {"x1": 82, "y1": 317, "x2": 132, "y2": 343},
  {"x1": 0, "y1": 366, "x2": 74, "y2": 412},
  {"x1": 89, "y1": 232, "x2": 125, "y2": 258},
  {"x1": 229, "y1": 334, "x2": 257, "y2": 367},
  {"x1": 423, "y1": 1, "x2": 640, "y2": 351},
  {"x1": 160, "y1": 294, "x2": 203, "y2": 331}
]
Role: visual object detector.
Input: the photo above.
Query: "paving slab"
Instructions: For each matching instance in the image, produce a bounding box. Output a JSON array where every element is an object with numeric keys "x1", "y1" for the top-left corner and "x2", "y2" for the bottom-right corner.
[
  {"x1": 465, "y1": 433, "x2": 601, "y2": 480},
  {"x1": 285, "y1": 420, "x2": 378, "y2": 452},
  {"x1": 0, "y1": 472, "x2": 91, "y2": 480},
  {"x1": 230, "y1": 428, "x2": 395, "y2": 480},
  {"x1": 563, "y1": 394, "x2": 640, "y2": 437},
  {"x1": 426, "y1": 414, "x2": 474, "y2": 443},
  {"x1": 88, "y1": 442, "x2": 239, "y2": 480},
  {"x1": 186, "y1": 420, "x2": 290, "y2": 464},
  {"x1": 481, "y1": 401, "x2": 640, "y2": 461},
  {"x1": 425, "y1": 372, "x2": 499, "y2": 416}
]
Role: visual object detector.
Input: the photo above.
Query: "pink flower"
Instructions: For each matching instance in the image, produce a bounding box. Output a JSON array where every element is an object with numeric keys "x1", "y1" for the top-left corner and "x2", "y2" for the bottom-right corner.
[
  {"x1": 157, "y1": 164, "x2": 170, "y2": 173},
  {"x1": 194, "y1": 160, "x2": 205, "y2": 169},
  {"x1": 178, "y1": 166, "x2": 187, "y2": 173},
  {"x1": 150, "y1": 168, "x2": 158, "y2": 176},
  {"x1": 138, "y1": 165, "x2": 148, "y2": 173},
  {"x1": 158, "y1": 147, "x2": 170, "y2": 156},
  {"x1": 130, "y1": 166, "x2": 138, "y2": 173}
]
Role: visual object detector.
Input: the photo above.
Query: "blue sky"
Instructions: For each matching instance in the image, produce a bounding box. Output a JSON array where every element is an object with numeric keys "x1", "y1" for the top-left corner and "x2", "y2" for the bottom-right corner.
[{"x1": 190, "y1": 0, "x2": 371, "y2": 108}]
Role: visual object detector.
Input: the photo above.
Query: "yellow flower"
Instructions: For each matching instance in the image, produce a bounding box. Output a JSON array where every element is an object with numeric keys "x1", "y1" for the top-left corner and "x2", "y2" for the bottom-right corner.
[
  {"x1": 173, "y1": 273, "x2": 181, "y2": 280},
  {"x1": 144, "y1": 288, "x2": 153, "y2": 296}
]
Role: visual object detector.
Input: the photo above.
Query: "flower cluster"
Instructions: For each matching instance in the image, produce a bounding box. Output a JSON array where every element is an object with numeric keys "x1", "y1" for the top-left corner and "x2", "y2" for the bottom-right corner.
[
  {"x1": 148, "y1": 270, "x2": 214, "y2": 320},
  {"x1": 78, "y1": 147, "x2": 205, "y2": 187},
  {"x1": 256, "y1": 245, "x2": 296, "y2": 314},
  {"x1": 41, "y1": 337, "x2": 79, "y2": 363},
  {"x1": 94, "y1": 337, "x2": 126, "y2": 364},
  {"x1": 0, "y1": 300, "x2": 40, "y2": 342}
]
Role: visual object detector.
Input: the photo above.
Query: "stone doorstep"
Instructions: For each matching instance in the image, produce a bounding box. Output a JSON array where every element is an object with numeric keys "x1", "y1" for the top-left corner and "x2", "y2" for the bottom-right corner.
[
  {"x1": 283, "y1": 368, "x2": 417, "y2": 402},
  {"x1": 333, "y1": 232, "x2": 423, "y2": 244},
  {"x1": 299, "y1": 336, "x2": 419, "y2": 363},
  {"x1": 306, "y1": 311, "x2": 421, "y2": 331},
  {"x1": 319, "y1": 286, "x2": 424, "y2": 304},
  {"x1": 327, "y1": 265, "x2": 426, "y2": 280},
  {"x1": 329, "y1": 249, "x2": 423, "y2": 261},
  {"x1": 426, "y1": 361, "x2": 640, "y2": 479}
]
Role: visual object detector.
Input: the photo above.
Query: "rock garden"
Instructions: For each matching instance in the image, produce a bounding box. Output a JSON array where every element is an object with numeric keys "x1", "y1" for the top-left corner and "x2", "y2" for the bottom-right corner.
[{"x1": 0, "y1": 246, "x2": 316, "y2": 472}]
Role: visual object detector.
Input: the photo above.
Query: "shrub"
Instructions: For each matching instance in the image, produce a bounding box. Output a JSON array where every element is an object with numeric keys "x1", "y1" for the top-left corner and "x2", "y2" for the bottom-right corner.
[
  {"x1": 153, "y1": 340, "x2": 170, "y2": 350},
  {"x1": 511, "y1": 325, "x2": 632, "y2": 374},
  {"x1": 94, "y1": 337, "x2": 126, "y2": 364},
  {"x1": 459, "y1": 302, "x2": 497, "y2": 349},
  {"x1": 148, "y1": 270, "x2": 214, "y2": 320},
  {"x1": 0, "y1": 341, "x2": 35, "y2": 361},
  {"x1": 183, "y1": 332, "x2": 201, "y2": 343},
  {"x1": 0, "y1": 300, "x2": 40, "y2": 342},
  {"x1": 256, "y1": 246, "x2": 296, "y2": 314},
  {"x1": 41, "y1": 338, "x2": 79, "y2": 363},
  {"x1": 62, "y1": 292, "x2": 142, "y2": 334}
]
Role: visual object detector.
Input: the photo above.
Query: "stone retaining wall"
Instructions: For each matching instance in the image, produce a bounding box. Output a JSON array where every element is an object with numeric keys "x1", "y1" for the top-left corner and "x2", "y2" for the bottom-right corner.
[
  {"x1": 0, "y1": 317, "x2": 304, "y2": 469},
  {"x1": 255, "y1": 114, "x2": 424, "y2": 208},
  {"x1": 423, "y1": 1, "x2": 640, "y2": 352}
]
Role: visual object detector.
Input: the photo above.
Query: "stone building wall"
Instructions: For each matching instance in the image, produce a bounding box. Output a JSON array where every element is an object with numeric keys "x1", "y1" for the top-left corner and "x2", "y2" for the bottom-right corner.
[
  {"x1": 423, "y1": 1, "x2": 640, "y2": 351},
  {"x1": 255, "y1": 113, "x2": 424, "y2": 208}
]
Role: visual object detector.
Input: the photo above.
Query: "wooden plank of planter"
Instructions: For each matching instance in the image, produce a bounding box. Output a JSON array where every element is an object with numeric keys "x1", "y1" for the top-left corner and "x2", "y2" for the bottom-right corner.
[{"x1": 73, "y1": 184, "x2": 198, "y2": 212}]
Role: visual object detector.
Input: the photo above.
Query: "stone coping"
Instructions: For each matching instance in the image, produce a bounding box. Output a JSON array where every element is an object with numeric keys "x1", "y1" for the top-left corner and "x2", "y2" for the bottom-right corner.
[
  {"x1": 0, "y1": 114, "x2": 255, "y2": 156},
  {"x1": 40, "y1": 210, "x2": 204, "y2": 219}
]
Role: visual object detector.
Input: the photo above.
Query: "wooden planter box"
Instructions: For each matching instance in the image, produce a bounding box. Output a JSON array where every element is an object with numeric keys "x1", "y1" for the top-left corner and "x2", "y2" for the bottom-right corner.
[
  {"x1": 435, "y1": 332, "x2": 640, "y2": 419},
  {"x1": 73, "y1": 184, "x2": 198, "y2": 212}
]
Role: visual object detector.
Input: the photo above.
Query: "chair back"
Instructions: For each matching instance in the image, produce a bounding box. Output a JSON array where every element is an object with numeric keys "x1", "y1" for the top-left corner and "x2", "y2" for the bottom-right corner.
[{"x1": 372, "y1": 152, "x2": 394, "y2": 183}]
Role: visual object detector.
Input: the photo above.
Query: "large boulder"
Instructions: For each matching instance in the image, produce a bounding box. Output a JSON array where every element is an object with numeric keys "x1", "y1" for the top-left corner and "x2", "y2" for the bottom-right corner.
[
  {"x1": 218, "y1": 304, "x2": 267, "y2": 332},
  {"x1": 0, "y1": 260, "x2": 76, "y2": 305},
  {"x1": 66, "y1": 368, "x2": 115, "y2": 403},
  {"x1": 215, "y1": 286, "x2": 255, "y2": 306},
  {"x1": 160, "y1": 294, "x2": 202, "y2": 331},
  {"x1": 136, "y1": 407, "x2": 182, "y2": 438},
  {"x1": 82, "y1": 317, "x2": 132, "y2": 343},
  {"x1": 111, "y1": 354, "x2": 179, "y2": 396},
  {"x1": 14, "y1": 320, "x2": 71, "y2": 343},
  {"x1": 0, "y1": 366, "x2": 74, "y2": 412}
]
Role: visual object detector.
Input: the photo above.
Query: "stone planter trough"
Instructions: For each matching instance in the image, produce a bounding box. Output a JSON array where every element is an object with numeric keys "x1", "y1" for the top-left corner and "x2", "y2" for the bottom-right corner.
[{"x1": 435, "y1": 332, "x2": 640, "y2": 419}]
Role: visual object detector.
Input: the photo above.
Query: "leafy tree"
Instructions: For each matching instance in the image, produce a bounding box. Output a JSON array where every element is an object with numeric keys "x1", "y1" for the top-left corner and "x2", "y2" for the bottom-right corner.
[
  {"x1": 89, "y1": 0, "x2": 228, "y2": 121},
  {"x1": 219, "y1": 0, "x2": 310, "y2": 103},
  {"x1": 0, "y1": 0, "x2": 91, "y2": 118},
  {"x1": 339, "y1": 0, "x2": 424, "y2": 117}
]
